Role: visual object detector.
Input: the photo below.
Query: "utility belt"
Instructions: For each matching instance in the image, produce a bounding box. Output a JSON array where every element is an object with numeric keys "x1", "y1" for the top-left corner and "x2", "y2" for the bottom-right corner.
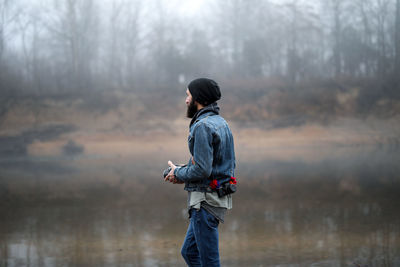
[
  {"x1": 209, "y1": 176, "x2": 237, "y2": 197},
  {"x1": 184, "y1": 177, "x2": 237, "y2": 197}
]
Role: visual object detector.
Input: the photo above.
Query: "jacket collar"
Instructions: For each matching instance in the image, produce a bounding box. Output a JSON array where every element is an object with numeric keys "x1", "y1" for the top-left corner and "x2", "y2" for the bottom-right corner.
[{"x1": 189, "y1": 102, "x2": 220, "y2": 128}]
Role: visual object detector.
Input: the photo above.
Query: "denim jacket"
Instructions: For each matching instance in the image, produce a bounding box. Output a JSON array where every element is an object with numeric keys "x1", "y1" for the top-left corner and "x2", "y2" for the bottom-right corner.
[{"x1": 174, "y1": 103, "x2": 236, "y2": 192}]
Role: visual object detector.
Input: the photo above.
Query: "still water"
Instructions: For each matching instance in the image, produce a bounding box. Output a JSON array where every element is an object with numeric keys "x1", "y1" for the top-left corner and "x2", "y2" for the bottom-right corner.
[{"x1": 0, "y1": 146, "x2": 399, "y2": 266}]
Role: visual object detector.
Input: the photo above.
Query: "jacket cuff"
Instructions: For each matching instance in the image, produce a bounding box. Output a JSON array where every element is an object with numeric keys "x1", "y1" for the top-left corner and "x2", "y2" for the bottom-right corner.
[{"x1": 174, "y1": 167, "x2": 182, "y2": 181}]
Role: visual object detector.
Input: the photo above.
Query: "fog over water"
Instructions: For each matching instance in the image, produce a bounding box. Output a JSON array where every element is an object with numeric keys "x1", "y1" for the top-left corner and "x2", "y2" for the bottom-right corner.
[
  {"x1": 1, "y1": 144, "x2": 399, "y2": 266},
  {"x1": 1, "y1": 0, "x2": 400, "y2": 266}
]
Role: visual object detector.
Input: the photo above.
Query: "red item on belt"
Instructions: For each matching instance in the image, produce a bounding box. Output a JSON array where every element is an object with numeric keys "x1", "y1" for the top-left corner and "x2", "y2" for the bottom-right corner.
[
  {"x1": 210, "y1": 177, "x2": 237, "y2": 189},
  {"x1": 209, "y1": 179, "x2": 220, "y2": 189}
]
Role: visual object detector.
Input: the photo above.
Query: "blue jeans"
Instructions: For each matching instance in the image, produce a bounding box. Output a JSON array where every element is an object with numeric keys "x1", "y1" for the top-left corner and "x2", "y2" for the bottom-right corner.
[{"x1": 181, "y1": 207, "x2": 220, "y2": 267}]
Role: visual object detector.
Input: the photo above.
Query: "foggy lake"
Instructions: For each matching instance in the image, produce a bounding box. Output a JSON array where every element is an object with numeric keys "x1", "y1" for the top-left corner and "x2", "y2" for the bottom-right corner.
[
  {"x1": 1, "y1": 145, "x2": 399, "y2": 267},
  {"x1": 1, "y1": 0, "x2": 400, "y2": 266}
]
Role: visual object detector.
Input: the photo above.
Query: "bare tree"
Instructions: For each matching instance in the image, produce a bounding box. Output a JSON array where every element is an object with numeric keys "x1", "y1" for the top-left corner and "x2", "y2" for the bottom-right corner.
[
  {"x1": 281, "y1": 0, "x2": 324, "y2": 82},
  {"x1": 104, "y1": 0, "x2": 142, "y2": 90},
  {"x1": 395, "y1": 0, "x2": 400, "y2": 77},
  {"x1": 121, "y1": 0, "x2": 142, "y2": 90},
  {"x1": 107, "y1": 0, "x2": 125, "y2": 89},
  {"x1": 374, "y1": 0, "x2": 392, "y2": 78},
  {"x1": 0, "y1": 0, "x2": 8, "y2": 62},
  {"x1": 0, "y1": 0, "x2": 4, "y2": 61},
  {"x1": 259, "y1": 1, "x2": 286, "y2": 77},
  {"x1": 357, "y1": 0, "x2": 375, "y2": 76},
  {"x1": 212, "y1": 0, "x2": 249, "y2": 76},
  {"x1": 149, "y1": 0, "x2": 169, "y2": 84},
  {"x1": 0, "y1": 0, "x2": 23, "y2": 127},
  {"x1": 331, "y1": 0, "x2": 344, "y2": 77},
  {"x1": 40, "y1": 0, "x2": 99, "y2": 92},
  {"x1": 0, "y1": 0, "x2": 20, "y2": 64},
  {"x1": 284, "y1": 0, "x2": 304, "y2": 83},
  {"x1": 16, "y1": 12, "x2": 32, "y2": 82}
]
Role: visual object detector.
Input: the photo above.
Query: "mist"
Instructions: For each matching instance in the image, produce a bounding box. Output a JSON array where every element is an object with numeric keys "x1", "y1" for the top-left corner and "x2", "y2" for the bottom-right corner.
[
  {"x1": 1, "y1": 0, "x2": 400, "y2": 266},
  {"x1": 1, "y1": 0, "x2": 399, "y2": 138}
]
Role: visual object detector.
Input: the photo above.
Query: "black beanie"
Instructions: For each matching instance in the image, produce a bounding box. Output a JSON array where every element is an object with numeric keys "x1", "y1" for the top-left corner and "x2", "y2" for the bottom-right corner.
[{"x1": 188, "y1": 78, "x2": 221, "y2": 106}]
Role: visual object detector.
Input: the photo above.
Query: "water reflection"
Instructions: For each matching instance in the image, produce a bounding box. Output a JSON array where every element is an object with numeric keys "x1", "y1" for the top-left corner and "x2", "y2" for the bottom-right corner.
[{"x1": 0, "y1": 147, "x2": 399, "y2": 266}]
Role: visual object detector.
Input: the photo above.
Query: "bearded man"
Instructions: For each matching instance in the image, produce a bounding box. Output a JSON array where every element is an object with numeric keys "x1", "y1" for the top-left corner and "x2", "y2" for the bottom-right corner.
[{"x1": 164, "y1": 78, "x2": 236, "y2": 267}]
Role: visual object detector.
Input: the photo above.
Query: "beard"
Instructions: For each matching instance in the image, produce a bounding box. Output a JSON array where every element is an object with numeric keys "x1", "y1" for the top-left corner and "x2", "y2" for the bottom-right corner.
[{"x1": 186, "y1": 99, "x2": 198, "y2": 118}]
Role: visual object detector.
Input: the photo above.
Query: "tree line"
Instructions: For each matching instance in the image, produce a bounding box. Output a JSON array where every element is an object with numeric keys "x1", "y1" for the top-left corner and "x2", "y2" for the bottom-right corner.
[{"x1": 0, "y1": 0, "x2": 399, "y2": 97}]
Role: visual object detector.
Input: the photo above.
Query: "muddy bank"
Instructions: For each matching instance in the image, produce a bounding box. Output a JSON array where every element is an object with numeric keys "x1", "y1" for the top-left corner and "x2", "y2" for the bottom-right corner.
[{"x1": 19, "y1": 117, "x2": 399, "y2": 161}]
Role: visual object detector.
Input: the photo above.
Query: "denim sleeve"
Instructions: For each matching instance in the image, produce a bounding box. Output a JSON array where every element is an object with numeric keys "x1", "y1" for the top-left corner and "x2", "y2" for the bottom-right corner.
[{"x1": 174, "y1": 122, "x2": 213, "y2": 182}]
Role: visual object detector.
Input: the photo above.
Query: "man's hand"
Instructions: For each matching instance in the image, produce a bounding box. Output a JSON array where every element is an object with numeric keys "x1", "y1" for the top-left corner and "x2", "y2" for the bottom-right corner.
[{"x1": 164, "y1": 160, "x2": 184, "y2": 184}]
